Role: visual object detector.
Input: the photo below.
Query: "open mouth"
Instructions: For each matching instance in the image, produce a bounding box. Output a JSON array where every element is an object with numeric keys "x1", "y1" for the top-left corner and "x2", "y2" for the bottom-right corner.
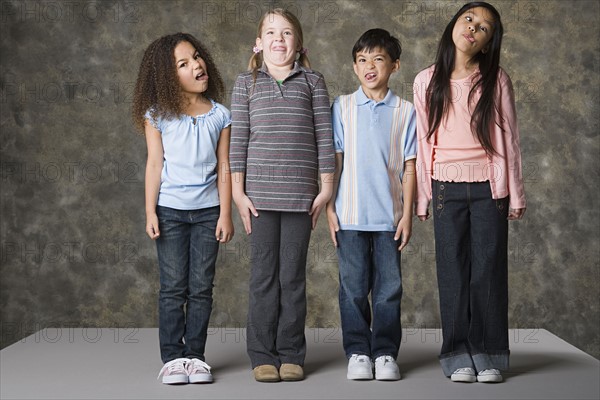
[
  {"x1": 195, "y1": 71, "x2": 207, "y2": 81},
  {"x1": 365, "y1": 72, "x2": 377, "y2": 81}
]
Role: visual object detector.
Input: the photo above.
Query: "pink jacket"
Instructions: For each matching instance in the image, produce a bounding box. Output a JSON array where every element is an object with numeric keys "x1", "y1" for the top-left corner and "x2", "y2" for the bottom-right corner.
[{"x1": 414, "y1": 65, "x2": 526, "y2": 215}]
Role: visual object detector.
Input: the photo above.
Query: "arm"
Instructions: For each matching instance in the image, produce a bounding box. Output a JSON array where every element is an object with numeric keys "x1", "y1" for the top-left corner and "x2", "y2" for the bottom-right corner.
[
  {"x1": 395, "y1": 159, "x2": 416, "y2": 251},
  {"x1": 215, "y1": 126, "x2": 234, "y2": 242},
  {"x1": 309, "y1": 73, "x2": 336, "y2": 228},
  {"x1": 144, "y1": 121, "x2": 164, "y2": 240},
  {"x1": 498, "y1": 71, "x2": 526, "y2": 220},
  {"x1": 413, "y1": 71, "x2": 434, "y2": 220},
  {"x1": 229, "y1": 75, "x2": 257, "y2": 234},
  {"x1": 326, "y1": 153, "x2": 343, "y2": 246}
]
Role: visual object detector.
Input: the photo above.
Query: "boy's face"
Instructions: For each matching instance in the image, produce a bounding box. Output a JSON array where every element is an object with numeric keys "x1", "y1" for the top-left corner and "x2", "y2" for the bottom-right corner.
[{"x1": 353, "y1": 47, "x2": 399, "y2": 94}]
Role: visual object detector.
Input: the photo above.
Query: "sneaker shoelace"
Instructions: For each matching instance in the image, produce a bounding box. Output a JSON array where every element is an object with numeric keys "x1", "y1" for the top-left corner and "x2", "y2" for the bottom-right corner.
[
  {"x1": 454, "y1": 368, "x2": 474, "y2": 374},
  {"x1": 380, "y1": 356, "x2": 394, "y2": 365},
  {"x1": 187, "y1": 358, "x2": 212, "y2": 374},
  {"x1": 157, "y1": 358, "x2": 188, "y2": 379}
]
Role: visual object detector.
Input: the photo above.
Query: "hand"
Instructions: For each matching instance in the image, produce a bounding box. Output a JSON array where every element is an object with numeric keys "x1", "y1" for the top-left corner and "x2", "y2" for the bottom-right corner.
[
  {"x1": 394, "y1": 216, "x2": 412, "y2": 251},
  {"x1": 146, "y1": 213, "x2": 160, "y2": 240},
  {"x1": 215, "y1": 216, "x2": 234, "y2": 243},
  {"x1": 417, "y1": 212, "x2": 430, "y2": 222},
  {"x1": 508, "y1": 207, "x2": 526, "y2": 220},
  {"x1": 326, "y1": 205, "x2": 339, "y2": 247},
  {"x1": 233, "y1": 194, "x2": 258, "y2": 235},
  {"x1": 309, "y1": 191, "x2": 331, "y2": 229}
]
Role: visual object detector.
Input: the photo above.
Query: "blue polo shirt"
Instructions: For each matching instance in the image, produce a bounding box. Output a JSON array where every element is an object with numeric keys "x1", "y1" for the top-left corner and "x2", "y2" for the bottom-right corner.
[
  {"x1": 145, "y1": 100, "x2": 231, "y2": 210},
  {"x1": 332, "y1": 87, "x2": 417, "y2": 231}
]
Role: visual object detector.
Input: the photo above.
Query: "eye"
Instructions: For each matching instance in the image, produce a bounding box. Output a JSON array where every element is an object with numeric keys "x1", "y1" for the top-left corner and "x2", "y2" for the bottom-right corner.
[
  {"x1": 465, "y1": 16, "x2": 472, "y2": 22},
  {"x1": 480, "y1": 26, "x2": 488, "y2": 33},
  {"x1": 284, "y1": 31, "x2": 293, "y2": 36},
  {"x1": 179, "y1": 62, "x2": 187, "y2": 68}
]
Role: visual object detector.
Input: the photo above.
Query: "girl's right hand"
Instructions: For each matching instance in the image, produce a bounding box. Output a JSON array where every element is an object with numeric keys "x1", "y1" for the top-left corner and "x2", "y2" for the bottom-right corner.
[
  {"x1": 417, "y1": 212, "x2": 430, "y2": 221},
  {"x1": 234, "y1": 194, "x2": 258, "y2": 235},
  {"x1": 146, "y1": 213, "x2": 160, "y2": 239},
  {"x1": 326, "y1": 205, "x2": 339, "y2": 247}
]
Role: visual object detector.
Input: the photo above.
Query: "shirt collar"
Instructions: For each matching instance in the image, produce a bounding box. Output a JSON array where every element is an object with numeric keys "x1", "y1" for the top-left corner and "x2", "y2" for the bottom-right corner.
[
  {"x1": 259, "y1": 61, "x2": 306, "y2": 79},
  {"x1": 354, "y1": 86, "x2": 399, "y2": 107}
]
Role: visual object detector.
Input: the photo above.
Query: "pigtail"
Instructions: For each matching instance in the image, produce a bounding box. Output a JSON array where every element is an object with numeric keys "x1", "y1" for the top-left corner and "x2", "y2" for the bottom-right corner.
[{"x1": 298, "y1": 52, "x2": 311, "y2": 69}]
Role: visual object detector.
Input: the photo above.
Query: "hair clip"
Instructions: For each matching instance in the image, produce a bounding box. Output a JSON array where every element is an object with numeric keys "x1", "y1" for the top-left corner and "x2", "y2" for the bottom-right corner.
[
  {"x1": 299, "y1": 47, "x2": 309, "y2": 55},
  {"x1": 252, "y1": 45, "x2": 261, "y2": 54}
]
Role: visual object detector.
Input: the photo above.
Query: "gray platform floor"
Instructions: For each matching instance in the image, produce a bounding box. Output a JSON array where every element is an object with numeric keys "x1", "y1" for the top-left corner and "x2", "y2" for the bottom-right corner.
[{"x1": 1, "y1": 328, "x2": 598, "y2": 399}]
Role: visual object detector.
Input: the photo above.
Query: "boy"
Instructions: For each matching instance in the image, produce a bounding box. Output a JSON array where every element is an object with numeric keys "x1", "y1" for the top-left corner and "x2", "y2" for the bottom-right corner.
[{"x1": 326, "y1": 29, "x2": 416, "y2": 381}]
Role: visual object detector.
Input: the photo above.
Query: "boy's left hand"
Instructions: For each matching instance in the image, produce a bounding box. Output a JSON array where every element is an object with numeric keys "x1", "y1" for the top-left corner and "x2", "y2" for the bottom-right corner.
[
  {"x1": 508, "y1": 207, "x2": 526, "y2": 220},
  {"x1": 394, "y1": 216, "x2": 412, "y2": 251},
  {"x1": 215, "y1": 216, "x2": 234, "y2": 243}
]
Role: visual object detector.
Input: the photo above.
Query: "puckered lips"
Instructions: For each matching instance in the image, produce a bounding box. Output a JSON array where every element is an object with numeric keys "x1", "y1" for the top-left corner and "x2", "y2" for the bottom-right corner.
[{"x1": 463, "y1": 34, "x2": 476, "y2": 44}]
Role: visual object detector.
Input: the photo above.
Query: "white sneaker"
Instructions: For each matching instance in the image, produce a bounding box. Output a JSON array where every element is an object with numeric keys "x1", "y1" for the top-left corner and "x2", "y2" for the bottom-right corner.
[
  {"x1": 157, "y1": 358, "x2": 189, "y2": 384},
  {"x1": 477, "y1": 368, "x2": 503, "y2": 383},
  {"x1": 450, "y1": 367, "x2": 476, "y2": 383},
  {"x1": 347, "y1": 354, "x2": 373, "y2": 380},
  {"x1": 374, "y1": 355, "x2": 401, "y2": 381},
  {"x1": 187, "y1": 358, "x2": 213, "y2": 383}
]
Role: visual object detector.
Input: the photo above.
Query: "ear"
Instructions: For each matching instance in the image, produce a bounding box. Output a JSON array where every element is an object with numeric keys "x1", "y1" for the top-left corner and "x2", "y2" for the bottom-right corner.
[
  {"x1": 481, "y1": 45, "x2": 489, "y2": 54},
  {"x1": 392, "y1": 60, "x2": 401, "y2": 73},
  {"x1": 353, "y1": 61, "x2": 359, "y2": 77},
  {"x1": 255, "y1": 37, "x2": 262, "y2": 51}
]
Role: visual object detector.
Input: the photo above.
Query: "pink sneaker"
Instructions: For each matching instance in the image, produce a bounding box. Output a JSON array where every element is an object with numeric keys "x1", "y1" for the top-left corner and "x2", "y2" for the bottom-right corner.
[
  {"x1": 187, "y1": 358, "x2": 213, "y2": 383},
  {"x1": 157, "y1": 358, "x2": 189, "y2": 384}
]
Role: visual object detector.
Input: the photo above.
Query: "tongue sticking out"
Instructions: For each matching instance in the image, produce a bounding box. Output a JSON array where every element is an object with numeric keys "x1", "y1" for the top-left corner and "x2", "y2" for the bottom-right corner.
[{"x1": 366, "y1": 73, "x2": 377, "y2": 81}]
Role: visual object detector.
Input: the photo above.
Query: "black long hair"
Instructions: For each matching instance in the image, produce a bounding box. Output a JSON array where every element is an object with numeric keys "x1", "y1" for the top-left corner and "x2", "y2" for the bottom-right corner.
[{"x1": 425, "y1": 2, "x2": 504, "y2": 155}]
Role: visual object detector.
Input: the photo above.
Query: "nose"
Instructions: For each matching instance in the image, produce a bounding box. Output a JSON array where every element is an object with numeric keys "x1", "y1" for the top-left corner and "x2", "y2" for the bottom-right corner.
[{"x1": 468, "y1": 25, "x2": 476, "y2": 33}]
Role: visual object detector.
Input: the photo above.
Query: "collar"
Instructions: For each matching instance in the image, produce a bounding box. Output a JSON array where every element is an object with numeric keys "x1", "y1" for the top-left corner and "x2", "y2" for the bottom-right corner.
[
  {"x1": 259, "y1": 61, "x2": 308, "y2": 79},
  {"x1": 354, "y1": 86, "x2": 399, "y2": 107}
]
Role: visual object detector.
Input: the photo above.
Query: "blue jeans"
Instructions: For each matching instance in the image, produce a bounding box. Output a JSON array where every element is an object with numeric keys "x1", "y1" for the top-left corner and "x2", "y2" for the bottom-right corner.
[
  {"x1": 432, "y1": 180, "x2": 510, "y2": 376},
  {"x1": 155, "y1": 205, "x2": 220, "y2": 363},
  {"x1": 336, "y1": 230, "x2": 403, "y2": 359}
]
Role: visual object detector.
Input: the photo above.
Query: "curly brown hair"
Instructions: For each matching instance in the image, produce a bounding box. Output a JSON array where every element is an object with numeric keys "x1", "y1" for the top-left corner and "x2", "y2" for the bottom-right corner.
[{"x1": 132, "y1": 33, "x2": 225, "y2": 133}]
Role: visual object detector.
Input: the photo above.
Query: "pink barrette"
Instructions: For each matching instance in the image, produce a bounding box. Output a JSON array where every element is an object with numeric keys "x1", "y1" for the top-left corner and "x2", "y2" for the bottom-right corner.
[
  {"x1": 300, "y1": 47, "x2": 308, "y2": 55},
  {"x1": 252, "y1": 45, "x2": 261, "y2": 54}
]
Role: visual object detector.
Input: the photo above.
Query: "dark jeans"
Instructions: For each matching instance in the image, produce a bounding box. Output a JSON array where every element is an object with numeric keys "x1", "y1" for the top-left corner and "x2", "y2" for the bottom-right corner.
[
  {"x1": 432, "y1": 180, "x2": 510, "y2": 376},
  {"x1": 336, "y1": 230, "x2": 403, "y2": 360},
  {"x1": 155, "y1": 205, "x2": 220, "y2": 363},
  {"x1": 246, "y1": 211, "x2": 312, "y2": 369}
]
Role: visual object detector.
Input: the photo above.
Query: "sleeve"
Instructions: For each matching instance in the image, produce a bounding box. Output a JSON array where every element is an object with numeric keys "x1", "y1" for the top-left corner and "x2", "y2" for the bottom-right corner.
[
  {"x1": 229, "y1": 74, "x2": 250, "y2": 173},
  {"x1": 498, "y1": 72, "x2": 526, "y2": 209},
  {"x1": 144, "y1": 108, "x2": 161, "y2": 132},
  {"x1": 413, "y1": 70, "x2": 434, "y2": 216},
  {"x1": 403, "y1": 107, "x2": 417, "y2": 160},
  {"x1": 331, "y1": 98, "x2": 344, "y2": 153},
  {"x1": 311, "y1": 73, "x2": 336, "y2": 174},
  {"x1": 219, "y1": 104, "x2": 232, "y2": 129}
]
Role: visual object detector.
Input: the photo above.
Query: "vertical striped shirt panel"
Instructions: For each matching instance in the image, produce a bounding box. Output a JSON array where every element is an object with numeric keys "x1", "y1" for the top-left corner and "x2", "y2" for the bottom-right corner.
[{"x1": 230, "y1": 63, "x2": 335, "y2": 212}]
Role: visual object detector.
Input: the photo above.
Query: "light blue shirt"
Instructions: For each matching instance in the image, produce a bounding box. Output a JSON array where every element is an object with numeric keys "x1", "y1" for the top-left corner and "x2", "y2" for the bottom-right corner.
[
  {"x1": 146, "y1": 100, "x2": 231, "y2": 210},
  {"x1": 332, "y1": 87, "x2": 417, "y2": 231}
]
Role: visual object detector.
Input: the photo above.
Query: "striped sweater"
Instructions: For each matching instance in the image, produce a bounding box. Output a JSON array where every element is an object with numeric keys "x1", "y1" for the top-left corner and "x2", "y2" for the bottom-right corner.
[{"x1": 230, "y1": 62, "x2": 335, "y2": 212}]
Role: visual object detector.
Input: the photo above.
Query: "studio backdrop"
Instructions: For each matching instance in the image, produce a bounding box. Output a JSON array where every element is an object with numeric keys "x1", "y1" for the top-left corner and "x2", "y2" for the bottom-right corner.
[{"x1": 1, "y1": 0, "x2": 598, "y2": 359}]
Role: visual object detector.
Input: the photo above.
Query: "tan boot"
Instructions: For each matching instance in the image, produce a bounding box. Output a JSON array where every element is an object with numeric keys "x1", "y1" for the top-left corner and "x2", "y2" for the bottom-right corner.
[
  {"x1": 279, "y1": 363, "x2": 304, "y2": 381},
  {"x1": 253, "y1": 365, "x2": 280, "y2": 382}
]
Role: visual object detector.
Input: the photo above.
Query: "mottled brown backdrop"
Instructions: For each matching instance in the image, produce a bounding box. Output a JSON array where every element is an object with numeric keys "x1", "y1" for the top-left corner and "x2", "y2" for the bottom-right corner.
[{"x1": 1, "y1": 0, "x2": 598, "y2": 359}]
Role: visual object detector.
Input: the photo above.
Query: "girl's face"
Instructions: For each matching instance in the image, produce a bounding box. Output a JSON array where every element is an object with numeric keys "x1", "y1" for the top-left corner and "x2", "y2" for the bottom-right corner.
[
  {"x1": 256, "y1": 13, "x2": 299, "y2": 70},
  {"x1": 452, "y1": 6, "x2": 496, "y2": 59},
  {"x1": 174, "y1": 41, "x2": 208, "y2": 97}
]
